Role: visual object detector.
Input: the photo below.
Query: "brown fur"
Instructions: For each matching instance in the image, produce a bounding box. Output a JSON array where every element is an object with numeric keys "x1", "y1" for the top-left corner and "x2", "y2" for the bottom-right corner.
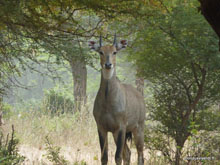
[{"x1": 99, "y1": 45, "x2": 117, "y2": 68}]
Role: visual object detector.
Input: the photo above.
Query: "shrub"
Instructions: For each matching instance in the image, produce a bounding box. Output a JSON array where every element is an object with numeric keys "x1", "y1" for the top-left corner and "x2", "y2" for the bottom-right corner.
[
  {"x1": 44, "y1": 136, "x2": 88, "y2": 165},
  {"x1": 144, "y1": 124, "x2": 176, "y2": 164},
  {"x1": 44, "y1": 136, "x2": 69, "y2": 165},
  {"x1": 0, "y1": 125, "x2": 25, "y2": 164},
  {"x1": 144, "y1": 125, "x2": 220, "y2": 165},
  {"x1": 185, "y1": 130, "x2": 220, "y2": 164},
  {"x1": 45, "y1": 89, "x2": 74, "y2": 115},
  {"x1": 73, "y1": 160, "x2": 87, "y2": 165},
  {"x1": 1, "y1": 103, "x2": 13, "y2": 119}
]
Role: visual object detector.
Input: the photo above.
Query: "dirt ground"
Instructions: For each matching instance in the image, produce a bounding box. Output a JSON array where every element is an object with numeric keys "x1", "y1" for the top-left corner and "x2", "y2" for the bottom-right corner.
[{"x1": 19, "y1": 141, "x2": 150, "y2": 164}]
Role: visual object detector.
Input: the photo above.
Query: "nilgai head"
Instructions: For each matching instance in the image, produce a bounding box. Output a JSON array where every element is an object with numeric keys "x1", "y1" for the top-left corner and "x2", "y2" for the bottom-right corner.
[{"x1": 89, "y1": 34, "x2": 127, "y2": 79}]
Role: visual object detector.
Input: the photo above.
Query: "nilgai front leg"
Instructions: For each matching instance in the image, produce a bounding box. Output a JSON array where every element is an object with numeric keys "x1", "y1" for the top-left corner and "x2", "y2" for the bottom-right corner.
[
  {"x1": 113, "y1": 129, "x2": 126, "y2": 165},
  {"x1": 98, "y1": 130, "x2": 108, "y2": 165}
]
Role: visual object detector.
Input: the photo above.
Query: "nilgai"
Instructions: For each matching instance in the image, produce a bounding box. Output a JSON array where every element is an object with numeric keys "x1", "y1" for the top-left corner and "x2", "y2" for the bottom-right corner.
[{"x1": 89, "y1": 35, "x2": 146, "y2": 165}]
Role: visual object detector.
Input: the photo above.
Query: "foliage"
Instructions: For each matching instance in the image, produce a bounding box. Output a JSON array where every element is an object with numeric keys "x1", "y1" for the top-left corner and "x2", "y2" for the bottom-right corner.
[
  {"x1": 185, "y1": 130, "x2": 220, "y2": 164},
  {"x1": 0, "y1": 125, "x2": 25, "y2": 164},
  {"x1": 145, "y1": 123, "x2": 220, "y2": 164},
  {"x1": 128, "y1": 0, "x2": 220, "y2": 164},
  {"x1": 196, "y1": 105, "x2": 220, "y2": 131},
  {"x1": 74, "y1": 0, "x2": 148, "y2": 19},
  {"x1": 73, "y1": 160, "x2": 87, "y2": 165},
  {"x1": 44, "y1": 135, "x2": 88, "y2": 165},
  {"x1": 0, "y1": 103, "x2": 13, "y2": 120},
  {"x1": 44, "y1": 88, "x2": 74, "y2": 115},
  {"x1": 44, "y1": 136, "x2": 69, "y2": 165},
  {"x1": 144, "y1": 124, "x2": 175, "y2": 164},
  {"x1": 0, "y1": 0, "x2": 103, "y2": 97}
]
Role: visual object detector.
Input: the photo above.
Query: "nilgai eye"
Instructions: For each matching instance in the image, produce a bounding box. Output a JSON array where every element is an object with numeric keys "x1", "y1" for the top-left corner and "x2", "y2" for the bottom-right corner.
[
  {"x1": 99, "y1": 52, "x2": 104, "y2": 55},
  {"x1": 113, "y1": 52, "x2": 117, "y2": 55}
]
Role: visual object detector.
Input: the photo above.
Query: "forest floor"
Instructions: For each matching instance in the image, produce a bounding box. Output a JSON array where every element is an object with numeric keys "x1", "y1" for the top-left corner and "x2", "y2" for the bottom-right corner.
[
  {"x1": 2, "y1": 107, "x2": 156, "y2": 165},
  {"x1": 18, "y1": 143, "x2": 150, "y2": 164}
]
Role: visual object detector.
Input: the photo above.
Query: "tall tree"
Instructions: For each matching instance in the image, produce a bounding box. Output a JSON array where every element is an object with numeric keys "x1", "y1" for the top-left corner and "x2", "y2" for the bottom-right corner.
[
  {"x1": 69, "y1": 51, "x2": 87, "y2": 111},
  {"x1": 0, "y1": 0, "x2": 105, "y2": 110},
  {"x1": 129, "y1": 0, "x2": 220, "y2": 164}
]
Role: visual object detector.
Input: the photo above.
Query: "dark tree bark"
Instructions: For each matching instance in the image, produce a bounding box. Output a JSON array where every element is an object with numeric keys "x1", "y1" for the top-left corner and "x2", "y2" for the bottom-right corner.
[
  {"x1": 69, "y1": 58, "x2": 87, "y2": 112},
  {"x1": 199, "y1": 0, "x2": 220, "y2": 50},
  {"x1": 174, "y1": 143, "x2": 183, "y2": 165},
  {"x1": 174, "y1": 132, "x2": 189, "y2": 165}
]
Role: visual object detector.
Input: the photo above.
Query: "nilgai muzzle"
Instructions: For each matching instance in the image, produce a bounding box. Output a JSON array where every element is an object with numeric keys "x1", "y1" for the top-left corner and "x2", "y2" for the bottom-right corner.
[{"x1": 89, "y1": 35, "x2": 146, "y2": 165}]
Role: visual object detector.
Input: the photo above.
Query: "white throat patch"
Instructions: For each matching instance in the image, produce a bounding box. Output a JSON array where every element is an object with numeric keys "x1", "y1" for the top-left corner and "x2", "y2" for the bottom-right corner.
[{"x1": 102, "y1": 67, "x2": 114, "y2": 80}]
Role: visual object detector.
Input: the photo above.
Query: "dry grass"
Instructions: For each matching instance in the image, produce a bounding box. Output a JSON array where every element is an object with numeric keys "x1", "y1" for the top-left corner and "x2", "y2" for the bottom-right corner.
[{"x1": 2, "y1": 104, "x2": 160, "y2": 165}]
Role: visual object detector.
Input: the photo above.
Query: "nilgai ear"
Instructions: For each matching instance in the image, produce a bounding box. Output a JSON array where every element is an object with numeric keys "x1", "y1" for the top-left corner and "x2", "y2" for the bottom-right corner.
[
  {"x1": 89, "y1": 41, "x2": 100, "y2": 51},
  {"x1": 116, "y1": 40, "x2": 128, "y2": 51}
]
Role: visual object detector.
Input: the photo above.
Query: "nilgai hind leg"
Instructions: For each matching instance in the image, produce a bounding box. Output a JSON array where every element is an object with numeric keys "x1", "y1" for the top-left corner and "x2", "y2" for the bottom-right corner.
[
  {"x1": 122, "y1": 136, "x2": 131, "y2": 165},
  {"x1": 133, "y1": 125, "x2": 145, "y2": 165}
]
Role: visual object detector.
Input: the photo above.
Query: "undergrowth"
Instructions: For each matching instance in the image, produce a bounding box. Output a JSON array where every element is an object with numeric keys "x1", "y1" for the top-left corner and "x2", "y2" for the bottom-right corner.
[
  {"x1": 44, "y1": 136, "x2": 69, "y2": 165},
  {"x1": 44, "y1": 136, "x2": 88, "y2": 165},
  {"x1": 0, "y1": 125, "x2": 25, "y2": 164},
  {"x1": 3, "y1": 100, "x2": 97, "y2": 164}
]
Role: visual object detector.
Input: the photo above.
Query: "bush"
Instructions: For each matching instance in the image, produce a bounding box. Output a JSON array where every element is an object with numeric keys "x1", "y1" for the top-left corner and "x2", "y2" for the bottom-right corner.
[
  {"x1": 144, "y1": 124, "x2": 176, "y2": 164},
  {"x1": 44, "y1": 136, "x2": 69, "y2": 165},
  {"x1": 0, "y1": 125, "x2": 25, "y2": 164},
  {"x1": 144, "y1": 124, "x2": 220, "y2": 165},
  {"x1": 186, "y1": 130, "x2": 220, "y2": 164},
  {"x1": 45, "y1": 89, "x2": 74, "y2": 115},
  {"x1": 73, "y1": 160, "x2": 87, "y2": 165},
  {"x1": 1, "y1": 103, "x2": 13, "y2": 119},
  {"x1": 44, "y1": 136, "x2": 88, "y2": 165}
]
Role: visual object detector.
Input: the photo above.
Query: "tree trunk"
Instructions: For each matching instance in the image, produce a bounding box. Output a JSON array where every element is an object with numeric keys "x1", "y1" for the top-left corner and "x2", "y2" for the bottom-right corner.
[
  {"x1": 175, "y1": 137, "x2": 186, "y2": 165},
  {"x1": 0, "y1": 97, "x2": 3, "y2": 126},
  {"x1": 69, "y1": 58, "x2": 87, "y2": 112},
  {"x1": 135, "y1": 69, "x2": 144, "y2": 96},
  {"x1": 175, "y1": 146, "x2": 182, "y2": 165},
  {"x1": 0, "y1": 72, "x2": 3, "y2": 126}
]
